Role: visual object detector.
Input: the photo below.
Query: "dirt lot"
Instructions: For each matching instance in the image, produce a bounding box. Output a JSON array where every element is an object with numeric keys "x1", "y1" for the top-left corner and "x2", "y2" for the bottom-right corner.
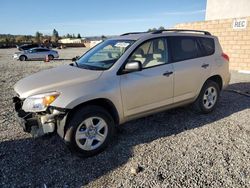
[{"x1": 0, "y1": 48, "x2": 249, "y2": 188}]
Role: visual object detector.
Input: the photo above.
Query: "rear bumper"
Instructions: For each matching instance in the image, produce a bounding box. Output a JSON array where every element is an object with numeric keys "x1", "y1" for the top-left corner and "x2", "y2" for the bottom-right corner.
[{"x1": 223, "y1": 72, "x2": 231, "y2": 89}]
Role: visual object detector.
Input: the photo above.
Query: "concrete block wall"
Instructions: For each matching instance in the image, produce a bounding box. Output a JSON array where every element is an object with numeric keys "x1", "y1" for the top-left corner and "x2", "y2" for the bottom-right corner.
[{"x1": 175, "y1": 17, "x2": 250, "y2": 71}]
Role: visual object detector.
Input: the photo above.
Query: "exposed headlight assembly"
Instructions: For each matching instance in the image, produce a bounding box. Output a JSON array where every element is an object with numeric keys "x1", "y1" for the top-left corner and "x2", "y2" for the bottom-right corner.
[{"x1": 22, "y1": 92, "x2": 60, "y2": 112}]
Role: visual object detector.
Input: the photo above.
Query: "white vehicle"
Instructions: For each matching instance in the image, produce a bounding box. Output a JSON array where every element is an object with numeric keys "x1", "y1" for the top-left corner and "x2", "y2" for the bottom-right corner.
[
  {"x1": 13, "y1": 47, "x2": 59, "y2": 61},
  {"x1": 13, "y1": 29, "x2": 230, "y2": 157}
]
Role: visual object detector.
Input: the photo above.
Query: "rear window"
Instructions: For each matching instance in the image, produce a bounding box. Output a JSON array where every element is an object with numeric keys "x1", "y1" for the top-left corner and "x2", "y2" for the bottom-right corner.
[
  {"x1": 169, "y1": 36, "x2": 202, "y2": 62},
  {"x1": 198, "y1": 38, "x2": 215, "y2": 56}
]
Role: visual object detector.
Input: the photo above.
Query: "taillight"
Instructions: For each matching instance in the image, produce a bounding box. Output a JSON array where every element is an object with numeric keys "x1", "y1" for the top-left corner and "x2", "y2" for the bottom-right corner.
[{"x1": 222, "y1": 52, "x2": 229, "y2": 62}]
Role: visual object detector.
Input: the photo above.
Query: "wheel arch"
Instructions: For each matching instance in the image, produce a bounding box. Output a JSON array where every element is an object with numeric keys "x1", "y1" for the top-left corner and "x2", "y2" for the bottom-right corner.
[
  {"x1": 194, "y1": 74, "x2": 223, "y2": 102},
  {"x1": 64, "y1": 98, "x2": 120, "y2": 128},
  {"x1": 48, "y1": 54, "x2": 54, "y2": 59},
  {"x1": 206, "y1": 75, "x2": 223, "y2": 90}
]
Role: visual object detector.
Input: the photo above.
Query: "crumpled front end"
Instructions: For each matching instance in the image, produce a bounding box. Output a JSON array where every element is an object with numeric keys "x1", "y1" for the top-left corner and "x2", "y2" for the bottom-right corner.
[{"x1": 13, "y1": 96, "x2": 66, "y2": 137}]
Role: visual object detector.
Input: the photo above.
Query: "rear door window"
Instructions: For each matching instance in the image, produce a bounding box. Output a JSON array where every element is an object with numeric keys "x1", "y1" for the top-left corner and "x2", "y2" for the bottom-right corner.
[{"x1": 169, "y1": 36, "x2": 202, "y2": 62}]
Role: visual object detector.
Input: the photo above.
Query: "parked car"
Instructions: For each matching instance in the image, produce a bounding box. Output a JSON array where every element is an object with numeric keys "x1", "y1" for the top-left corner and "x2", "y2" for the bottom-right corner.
[
  {"x1": 13, "y1": 47, "x2": 59, "y2": 61},
  {"x1": 13, "y1": 29, "x2": 230, "y2": 157},
  {"x1": 17, "y1": 44, "x2": 42, "y2": 51}
]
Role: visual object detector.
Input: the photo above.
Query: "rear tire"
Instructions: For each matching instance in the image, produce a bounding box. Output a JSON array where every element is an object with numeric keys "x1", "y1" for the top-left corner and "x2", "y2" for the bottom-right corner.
[
  {"x1": 64, "y1": 105, "x2": 115, "y2": 157},
  {"x1": 19, "y1": 55, "x2": 27, "y2": 61},
  {"x1": 192, "y1": 80, "x2": 220, "y2": 114}
]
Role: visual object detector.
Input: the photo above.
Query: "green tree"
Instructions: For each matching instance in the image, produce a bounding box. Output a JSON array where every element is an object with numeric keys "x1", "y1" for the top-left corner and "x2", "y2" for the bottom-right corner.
[
  {"x1": 16, "y1": 36, "x2": 25, "y2": 43},
  {"x1": 52, "y1": 29, "x2": 59, "y2": 42},
  {"x1": 23, "y1": 35, "x2": 32, "y2": 43},
  {"x1": 101, "y1": 35, "x2": 107, "y2": 40},
  {"x1": 5, "y1": 37, "x2": 10, "y2": 44},
  {"x1": 158, "y1": 26, "x2": 165, "y2": 30},
  {"x1": 10, "y1": 37, "x2": 15, "y2": 43},
  {"x1": 35, "y1": 31, "x2": 42, "y2": 43},
  {"x1": 77, "y1": 33, "x2": 81, "y2": 38},
  {"x1": 147, "y1": 28, "x2": 157, "y2": 32},
  {"x1": 66, "y1": 33, "x2": 72, "y2": 38}
]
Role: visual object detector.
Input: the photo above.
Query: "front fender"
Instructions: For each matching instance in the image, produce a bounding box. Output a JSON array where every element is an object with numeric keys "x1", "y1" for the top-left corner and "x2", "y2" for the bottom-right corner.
[{"x1": 51, "y1": 78, "x2": 124, "y2": 123}]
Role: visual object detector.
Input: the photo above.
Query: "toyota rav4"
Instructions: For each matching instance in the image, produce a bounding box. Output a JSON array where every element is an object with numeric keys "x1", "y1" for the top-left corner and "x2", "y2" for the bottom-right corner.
[{"x1": 13, "y1": 29, "x2": 230, "y2": 157}]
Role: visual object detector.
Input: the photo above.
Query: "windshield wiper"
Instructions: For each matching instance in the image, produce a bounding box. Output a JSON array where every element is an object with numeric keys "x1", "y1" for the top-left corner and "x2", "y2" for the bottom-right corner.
[{"x1": 78, "y1": 64, "x2": 105, "y2": 70}]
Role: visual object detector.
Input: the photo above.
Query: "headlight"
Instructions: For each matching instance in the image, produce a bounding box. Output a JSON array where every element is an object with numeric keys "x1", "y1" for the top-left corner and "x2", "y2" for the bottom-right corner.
[{"x1": 22, "y1": 92, "x2": 60, "y2": 112}]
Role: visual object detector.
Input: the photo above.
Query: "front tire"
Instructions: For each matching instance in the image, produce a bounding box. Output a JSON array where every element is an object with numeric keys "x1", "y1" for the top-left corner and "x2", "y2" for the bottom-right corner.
[
  {"x1": 64, "y1": 105, "x2": 115, "y2": 157},
  {"x1": 48, "y1": 55, "x2": 54, "y2": 60},
  {"x1": 192, "y1": 80, "x2": 220, "y2": 114},
  {"x1": 19, "y1": 55, "x2": 27, "y2": 61}
]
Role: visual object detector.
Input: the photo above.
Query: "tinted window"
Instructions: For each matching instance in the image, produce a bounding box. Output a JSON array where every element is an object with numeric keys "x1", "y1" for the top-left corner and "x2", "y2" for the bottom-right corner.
[
  {"x1": 29, "y1": 49, "x2": 37, "y2": 53},
  {"x1": 128, "y1": 38, "x2": 168, "y2": 68},
  {"x1": 36, "y1": 49, "x2": 49, "y2": 52},
  {"x1": 199, "y1": 38, "x2": 215, "y2": 56},
  {"x1": 22, "y1": 44, "x2": 39, "y2": 50},
  {"x1": 169, "y1": 36, "x2": 202, "y2": 62}
]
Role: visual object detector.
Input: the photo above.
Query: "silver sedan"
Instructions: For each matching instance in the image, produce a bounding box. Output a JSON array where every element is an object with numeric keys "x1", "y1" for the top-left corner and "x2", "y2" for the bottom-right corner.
[{"x1": 13, "y1": 47, "x2": 59, "y2": 61}]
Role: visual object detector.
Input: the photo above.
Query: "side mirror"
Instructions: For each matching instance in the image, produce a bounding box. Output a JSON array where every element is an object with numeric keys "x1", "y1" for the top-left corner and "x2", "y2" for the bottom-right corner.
[
  {"x1": 72, "y1": 56, "x2": 79, "y2": 62},
  {"x1": 123, "y1": 61, "x2": 142, "y2": 73}
]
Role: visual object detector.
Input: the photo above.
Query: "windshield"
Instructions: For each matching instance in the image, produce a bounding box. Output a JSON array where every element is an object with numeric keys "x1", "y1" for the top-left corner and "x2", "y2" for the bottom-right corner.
[{"x1": 76, "y1": 39, "x2": 134, "y2": 70}]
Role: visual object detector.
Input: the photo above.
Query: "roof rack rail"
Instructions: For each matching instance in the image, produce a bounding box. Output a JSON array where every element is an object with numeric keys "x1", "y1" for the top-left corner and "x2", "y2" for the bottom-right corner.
[
  {"x1": 152, "y1": 29, "x2": 211, "y2": 35},
  {"x1": 120, "y1": 32, "x2": 148, "y2": 36}
]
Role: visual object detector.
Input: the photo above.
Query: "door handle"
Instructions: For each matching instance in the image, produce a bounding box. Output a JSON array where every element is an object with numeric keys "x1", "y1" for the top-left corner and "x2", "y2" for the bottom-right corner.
[
  {"x1": 201, "y1": 63, "x2": 209, "y2": 69},
  {"x1": 163, "y1": 71, "x2": 173, "y2": 77}
]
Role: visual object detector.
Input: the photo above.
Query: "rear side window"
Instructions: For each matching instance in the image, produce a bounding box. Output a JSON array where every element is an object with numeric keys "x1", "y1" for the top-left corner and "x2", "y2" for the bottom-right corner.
[
  {"x1": 199, "y1": 38, "x2": 215, "y2": 56},
  {"x1": 169, "y1": 36, "x2": 202, "y2": 62}
]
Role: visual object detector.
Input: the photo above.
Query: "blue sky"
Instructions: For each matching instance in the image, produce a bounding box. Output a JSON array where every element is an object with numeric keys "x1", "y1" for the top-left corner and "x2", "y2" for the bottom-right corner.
[{"x1": 0, "y1": 0, "x2": 206, "y2": 36}]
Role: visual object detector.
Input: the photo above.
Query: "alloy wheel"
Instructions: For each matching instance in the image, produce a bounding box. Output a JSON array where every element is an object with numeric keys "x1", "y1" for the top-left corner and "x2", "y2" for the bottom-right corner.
[
  {"x1": 75, "y1": 117, "x2": 108, "y2": 151},
  {"x1": 203, "y1": 86, "x2": 217, "y2": 109}
]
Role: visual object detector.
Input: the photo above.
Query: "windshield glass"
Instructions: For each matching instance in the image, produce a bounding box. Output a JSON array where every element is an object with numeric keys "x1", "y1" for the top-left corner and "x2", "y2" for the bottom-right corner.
[{"x1": 76, "y1": 39, "x2": 134, "y2": 70}]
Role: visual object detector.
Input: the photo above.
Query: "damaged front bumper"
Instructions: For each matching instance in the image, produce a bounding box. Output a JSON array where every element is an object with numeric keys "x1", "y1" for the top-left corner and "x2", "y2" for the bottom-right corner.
[{"x1": 13, "y1": 96, "x2": 67, "y2": 137}]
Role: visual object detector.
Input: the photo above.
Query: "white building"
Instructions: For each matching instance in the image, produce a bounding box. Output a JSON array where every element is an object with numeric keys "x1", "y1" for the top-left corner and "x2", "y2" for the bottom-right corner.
[
  {"x1": 58, "y1": 38, "x2": 83, "y2": 44},
  {"x1": 58, "y1": 37, "x2": 103, "y2": 48},
  {"x1": 90, "y1": 40, "x2": 102, "y2": 48},
  {"x1": 206, "y1": 0, "x2": 250, "y2": 20}
]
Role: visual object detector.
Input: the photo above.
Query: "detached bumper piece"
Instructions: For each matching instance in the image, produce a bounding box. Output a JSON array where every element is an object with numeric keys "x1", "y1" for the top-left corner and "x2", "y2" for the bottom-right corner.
[{"x1": 13, "y1": 96, "x2": 39, "y2": 133}]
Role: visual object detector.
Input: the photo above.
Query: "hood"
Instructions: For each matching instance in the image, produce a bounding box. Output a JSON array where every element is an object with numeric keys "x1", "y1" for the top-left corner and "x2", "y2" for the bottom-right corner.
[{"x1": 14, "y1": 65, "x2": 103, "y2": 98}]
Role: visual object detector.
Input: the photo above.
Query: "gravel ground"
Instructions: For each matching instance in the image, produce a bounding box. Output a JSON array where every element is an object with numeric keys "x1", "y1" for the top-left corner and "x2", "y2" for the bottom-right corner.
[{"x1": 0, "y1": 48, "x2": 249, "y2": 188}]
